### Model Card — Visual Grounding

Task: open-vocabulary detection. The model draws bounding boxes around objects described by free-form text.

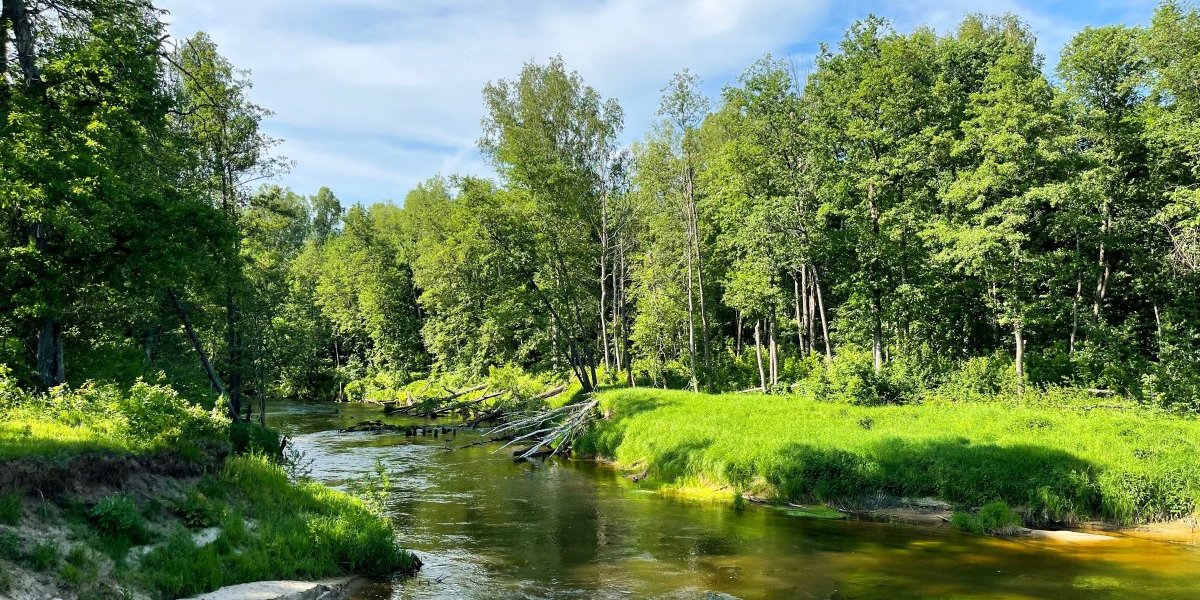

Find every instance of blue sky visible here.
[158,0,1161,206]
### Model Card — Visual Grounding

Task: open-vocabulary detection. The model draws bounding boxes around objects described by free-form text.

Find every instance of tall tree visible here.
[478,57,623,392]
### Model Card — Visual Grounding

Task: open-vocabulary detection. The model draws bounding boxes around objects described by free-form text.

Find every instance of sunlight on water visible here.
[267,401,1200,600]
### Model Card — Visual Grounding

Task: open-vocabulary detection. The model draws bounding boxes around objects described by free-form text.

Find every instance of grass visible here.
[134,454,418,599]
[578,388,1200,526]
[0,371,419,599]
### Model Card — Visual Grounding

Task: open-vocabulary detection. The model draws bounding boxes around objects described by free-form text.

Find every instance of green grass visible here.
[135,454,418,599]
[579,388,1200,525]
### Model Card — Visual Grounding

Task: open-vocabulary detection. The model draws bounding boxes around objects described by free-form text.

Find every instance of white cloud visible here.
[157,0,1157,205]
[158,0,836,204]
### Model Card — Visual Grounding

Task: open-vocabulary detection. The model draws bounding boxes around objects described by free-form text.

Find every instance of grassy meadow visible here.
[578,388,1200,526]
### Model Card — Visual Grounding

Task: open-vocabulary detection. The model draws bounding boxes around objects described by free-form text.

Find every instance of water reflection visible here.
[267,401,1200,600]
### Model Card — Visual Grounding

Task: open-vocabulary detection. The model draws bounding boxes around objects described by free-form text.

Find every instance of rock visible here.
[1019,528,1116,543]
[181,578,353,600]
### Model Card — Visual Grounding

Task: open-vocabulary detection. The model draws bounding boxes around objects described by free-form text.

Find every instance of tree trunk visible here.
[1070,235,1082,355]
[36,316,64,389]
[754,319,766,392]
[793,272,805,353]
[735,310,743,356]
[768,317,779,388]
[1014,320,1025,396]
[167,288,230,411]
[812,265,833,364]
[868,182,883,375]
[225,285,243,420]
[684,229,699,392]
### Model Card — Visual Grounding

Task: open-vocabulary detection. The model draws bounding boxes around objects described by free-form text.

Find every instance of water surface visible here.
[267,400,1200,599]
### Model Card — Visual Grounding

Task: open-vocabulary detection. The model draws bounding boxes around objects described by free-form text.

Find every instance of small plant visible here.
[59,546,98,590]
[0,531,20,560]
[89,494,149,544]
[348,458,391,516]
[952,501,1023,535]
[230,422,281,455]
[283,444,315,482]
[0,492,21,526]
[173,490,223,530]
[732,491,746,511]
[25,541,60,571]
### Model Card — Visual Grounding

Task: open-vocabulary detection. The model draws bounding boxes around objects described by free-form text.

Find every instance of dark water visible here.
[266,401,1200,600]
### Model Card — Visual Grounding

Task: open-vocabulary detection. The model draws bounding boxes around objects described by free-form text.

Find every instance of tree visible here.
[931,25,1069,393]
[478,57,623,392]
[168,31,285,419]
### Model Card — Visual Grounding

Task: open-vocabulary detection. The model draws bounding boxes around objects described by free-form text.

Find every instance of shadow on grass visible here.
[762,439,1100,519]
[575,389,678,457]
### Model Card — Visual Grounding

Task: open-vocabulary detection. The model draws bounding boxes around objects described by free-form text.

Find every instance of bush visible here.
[25,541,59,571]
[952,501,1023,534]
[0,371,229,459]
[89,494,150,544]
[173,489,225,529]
[0,531,20,560]
[0,492,21,526]
[230,422,281,455]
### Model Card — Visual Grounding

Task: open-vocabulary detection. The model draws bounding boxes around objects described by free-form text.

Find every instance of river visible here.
[265,400,1200,600]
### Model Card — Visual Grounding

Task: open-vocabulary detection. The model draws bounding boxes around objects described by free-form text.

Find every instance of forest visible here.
[4,0,1200,597]
[8,2,1200,411]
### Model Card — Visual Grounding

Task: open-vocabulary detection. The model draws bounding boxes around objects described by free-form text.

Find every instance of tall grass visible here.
[579,388,1200,525]
[136,454,417,598]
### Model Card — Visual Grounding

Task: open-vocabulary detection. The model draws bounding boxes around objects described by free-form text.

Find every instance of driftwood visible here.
[489,397,600,460]
[341,420,406,433]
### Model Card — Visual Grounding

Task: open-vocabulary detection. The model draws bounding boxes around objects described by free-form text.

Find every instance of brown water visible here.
[266,401,1200,600]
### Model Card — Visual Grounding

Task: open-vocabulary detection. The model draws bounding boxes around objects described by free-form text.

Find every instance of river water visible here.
[266,400,1200,600]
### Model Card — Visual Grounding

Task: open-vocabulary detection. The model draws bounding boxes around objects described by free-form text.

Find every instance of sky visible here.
[157,0,1161,206]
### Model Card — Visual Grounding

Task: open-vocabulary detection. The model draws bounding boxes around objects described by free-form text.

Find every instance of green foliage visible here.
[59,546,99,591]
[0,493,22,526]
[0,372,228,460]
[89,495,150,545]
[172,490,225,530]
[229,422,281,456]
[952,501,1024,534]
[26,542,60,571]
[0,531,20,560]
[137,455,417,598]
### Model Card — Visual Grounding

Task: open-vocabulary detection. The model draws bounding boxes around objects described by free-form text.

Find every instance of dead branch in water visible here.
[488,398,600,460]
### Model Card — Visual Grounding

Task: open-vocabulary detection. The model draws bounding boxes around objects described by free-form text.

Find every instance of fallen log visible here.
[340,420,406,433]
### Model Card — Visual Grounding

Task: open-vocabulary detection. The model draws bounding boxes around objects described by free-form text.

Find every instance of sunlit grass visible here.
[580,388,1200,525]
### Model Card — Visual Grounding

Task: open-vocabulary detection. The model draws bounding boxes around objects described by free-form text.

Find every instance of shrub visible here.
[0,492,21,526]
[25,541,59,571]
[173,490,224,530]
[89,495,150,544]
[0,531,20,560]
[230,422,281,455]
[952,501,1023,535]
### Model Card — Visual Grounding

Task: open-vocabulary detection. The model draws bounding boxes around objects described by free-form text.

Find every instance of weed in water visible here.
[952,501,1023,534]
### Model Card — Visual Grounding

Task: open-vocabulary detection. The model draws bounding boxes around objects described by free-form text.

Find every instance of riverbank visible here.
[0,378,418,600]
[576,388,1200,530]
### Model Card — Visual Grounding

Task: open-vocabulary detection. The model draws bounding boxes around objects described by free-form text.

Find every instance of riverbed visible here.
[266,401,1200,599]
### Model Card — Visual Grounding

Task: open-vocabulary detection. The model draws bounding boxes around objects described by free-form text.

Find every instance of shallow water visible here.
[266,400,1200,599]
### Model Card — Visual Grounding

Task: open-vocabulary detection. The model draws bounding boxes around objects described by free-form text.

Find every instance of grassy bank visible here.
[577,388,1200,526]
[0,374,418,599]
